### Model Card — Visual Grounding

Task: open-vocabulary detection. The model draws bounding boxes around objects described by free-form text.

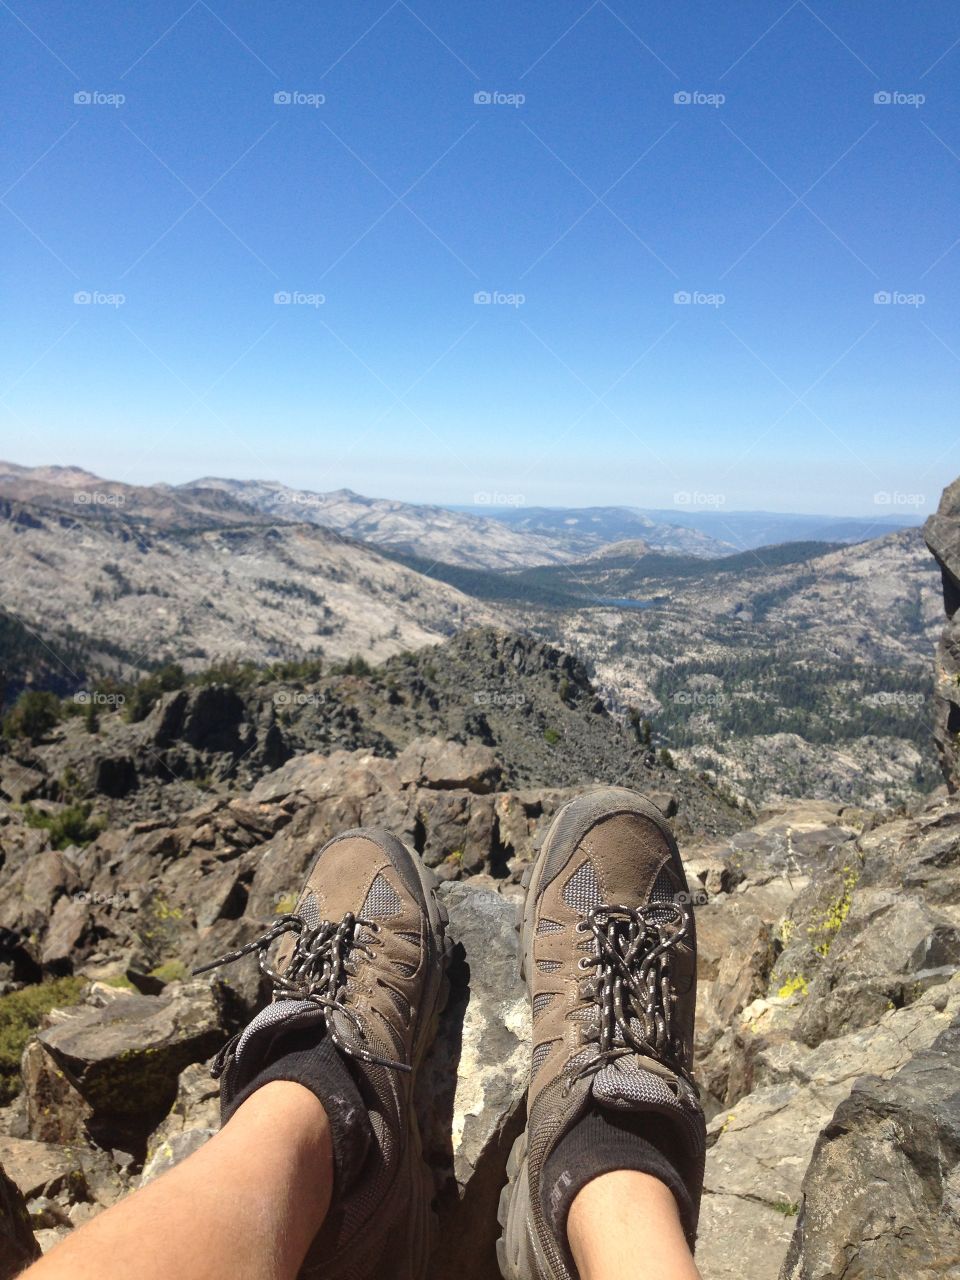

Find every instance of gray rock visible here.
[698,975,960,1280]
[139,1128,218,1186]
[0,1159,40,1278]
[418,881,530,1280]
[21,1039,92,1144]
[781,1012,960,1280]
[0,1134,122,1208]
[925,477,960,792]
[36,980,228,1152]
[397,737,503,794]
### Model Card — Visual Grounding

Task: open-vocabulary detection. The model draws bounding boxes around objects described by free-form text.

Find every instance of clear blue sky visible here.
[2,1,958,516]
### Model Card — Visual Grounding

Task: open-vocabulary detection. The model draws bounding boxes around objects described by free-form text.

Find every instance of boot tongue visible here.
[591,1053,690,1118]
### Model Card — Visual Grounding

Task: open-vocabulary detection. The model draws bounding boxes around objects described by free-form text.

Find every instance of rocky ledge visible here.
[0,754,957,1278]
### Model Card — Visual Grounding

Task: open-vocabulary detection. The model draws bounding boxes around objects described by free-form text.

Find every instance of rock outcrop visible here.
[925,477,960,792]
[781,1011,960,1279]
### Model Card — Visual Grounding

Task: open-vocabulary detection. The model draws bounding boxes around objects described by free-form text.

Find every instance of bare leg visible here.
[567,1170,702,1280]
[22,1081,333,1280]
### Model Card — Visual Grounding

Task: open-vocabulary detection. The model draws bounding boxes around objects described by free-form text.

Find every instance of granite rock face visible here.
[35,981,228,1153]
[925,476,960,792]
[418,883,530,1280]
[781,1011,960,1280]
[0,1159,41,1278]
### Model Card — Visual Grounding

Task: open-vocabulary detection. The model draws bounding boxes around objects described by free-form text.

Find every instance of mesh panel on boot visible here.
[362,873,403,919]
[536,917,563,934]
[562,860,601,913]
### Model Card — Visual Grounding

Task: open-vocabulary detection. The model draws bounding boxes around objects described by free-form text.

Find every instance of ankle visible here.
[568,1170,700,1280]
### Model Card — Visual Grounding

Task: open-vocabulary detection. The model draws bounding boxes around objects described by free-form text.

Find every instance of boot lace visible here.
[563,901,696,1096]
[194,911,411,1075]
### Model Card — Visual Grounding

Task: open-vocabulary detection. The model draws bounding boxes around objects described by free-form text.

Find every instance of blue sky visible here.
[2,1,958,517]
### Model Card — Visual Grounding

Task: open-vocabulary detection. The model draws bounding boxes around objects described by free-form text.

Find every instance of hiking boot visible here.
[497,788,705,1279]
[196,828,450,1280]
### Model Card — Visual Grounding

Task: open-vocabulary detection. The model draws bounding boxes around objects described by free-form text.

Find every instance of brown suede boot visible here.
[197,827,450,1280]
[498,788,705,1279]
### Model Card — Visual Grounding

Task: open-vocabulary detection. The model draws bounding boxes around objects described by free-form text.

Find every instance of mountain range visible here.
[0,461,941,808]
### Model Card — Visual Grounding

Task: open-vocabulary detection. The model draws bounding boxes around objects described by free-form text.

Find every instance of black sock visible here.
[221,1027,373,1196]
[541,1108,698,1260]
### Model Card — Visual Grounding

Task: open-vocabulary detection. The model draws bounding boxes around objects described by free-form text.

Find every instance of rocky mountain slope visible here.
[477,503,918,554]
[539,528,940,808]
[0,462,941,810]
[0,489,505,681]
[181,478,578,570]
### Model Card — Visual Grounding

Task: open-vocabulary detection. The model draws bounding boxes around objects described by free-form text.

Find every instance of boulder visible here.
[21,1039,92,1144]
[781,1012,960,1280]
[925,479,960,792]
[418,882,530,1280]
[36,980,228,1152]
[397,738,503,795]
[696,975,960,1280]
[0,1134,121,1208]
[0,1159,40,1277]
